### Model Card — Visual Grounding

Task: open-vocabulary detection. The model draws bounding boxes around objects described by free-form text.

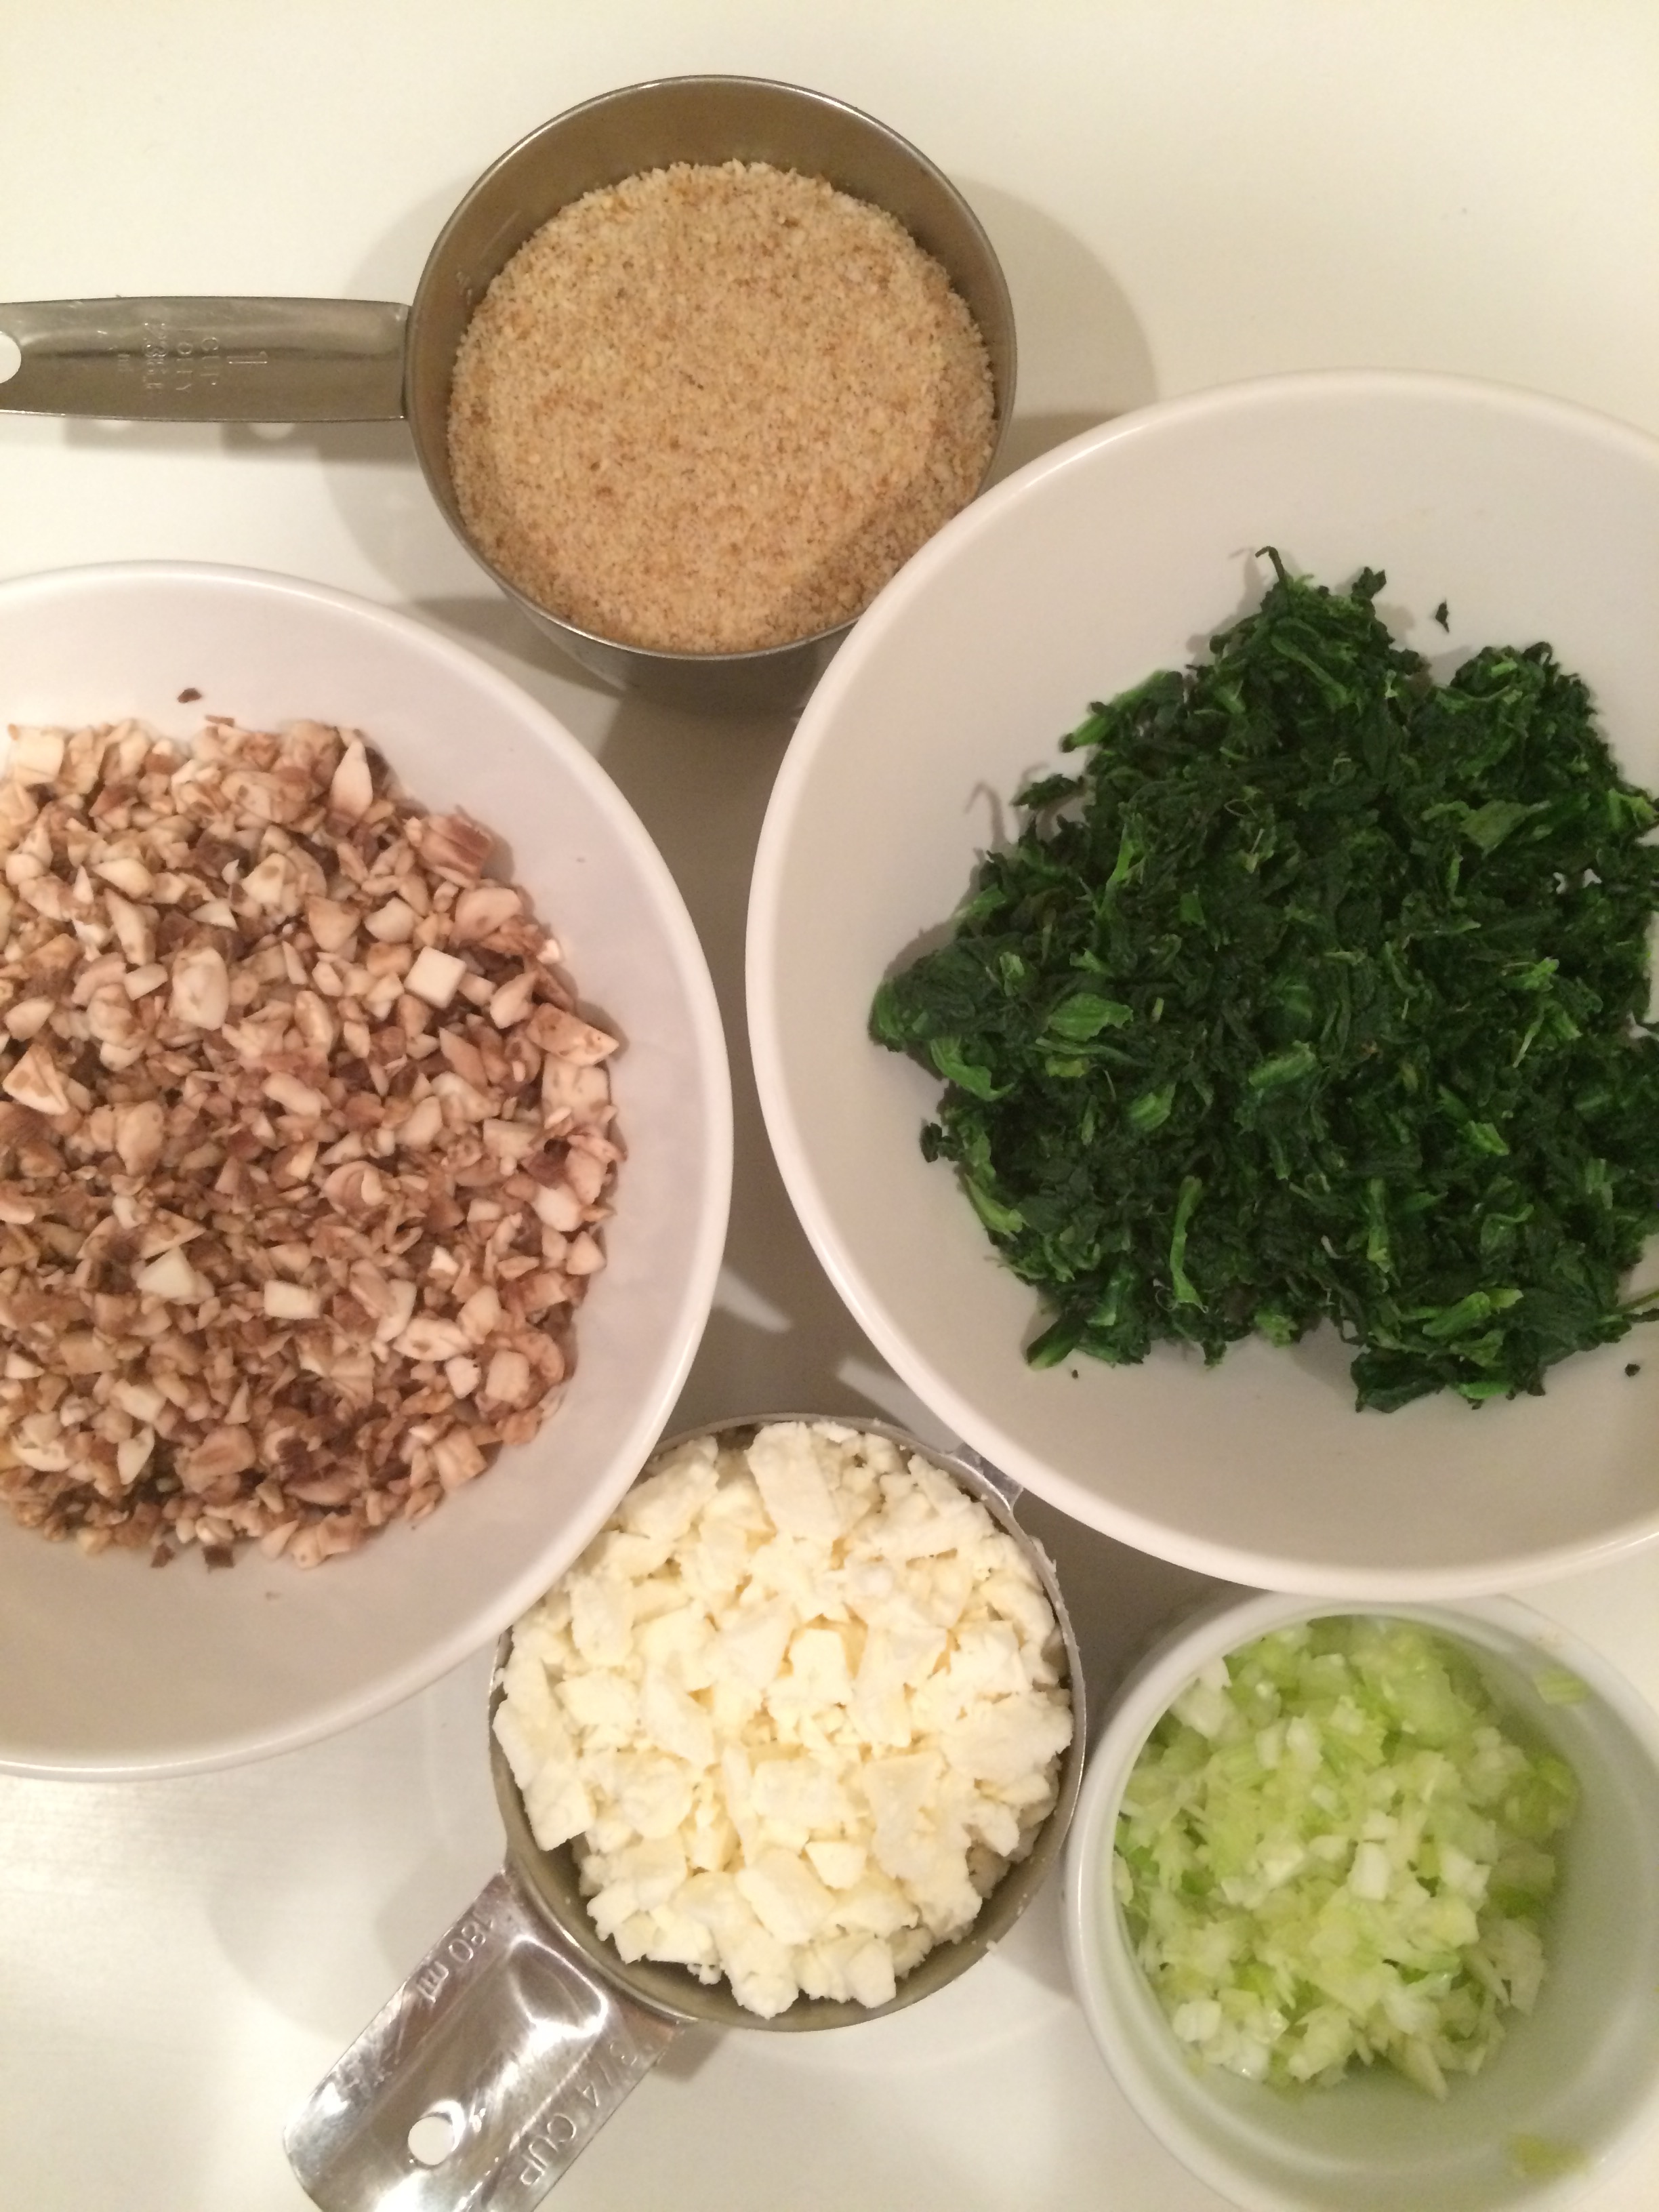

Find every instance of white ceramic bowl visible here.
[0,562,731,1777]
[1061,1591,1659,2212]
[747,369,1659,1595]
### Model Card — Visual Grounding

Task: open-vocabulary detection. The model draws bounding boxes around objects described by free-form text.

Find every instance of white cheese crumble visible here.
[494,1420,1074,2018]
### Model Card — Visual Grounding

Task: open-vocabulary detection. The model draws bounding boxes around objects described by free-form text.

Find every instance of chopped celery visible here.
[1115,1618,1578,2097]
[1509,2133,1589,2179]
[1534,1666,1590,1706]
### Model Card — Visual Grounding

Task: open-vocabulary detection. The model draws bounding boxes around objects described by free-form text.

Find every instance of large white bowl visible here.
[1061,1592,1659,2212]
[0,563,731,1776]
[747,370,1659,1597]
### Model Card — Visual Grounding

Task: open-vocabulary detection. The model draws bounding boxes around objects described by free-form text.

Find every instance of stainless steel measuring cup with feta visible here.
[285,1416,1084,2212]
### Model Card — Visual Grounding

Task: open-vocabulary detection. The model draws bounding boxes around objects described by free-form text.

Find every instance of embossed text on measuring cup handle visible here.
[0,298,410,422]
[284,1865,678,2212]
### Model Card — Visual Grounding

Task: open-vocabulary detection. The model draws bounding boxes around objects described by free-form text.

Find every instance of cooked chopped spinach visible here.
[870,556,1659,1410]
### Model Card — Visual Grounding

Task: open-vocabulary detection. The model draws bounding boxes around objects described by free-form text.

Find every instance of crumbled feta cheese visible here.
[737,1845,838,1946]
[640,1666,717,1771]
[568,1573,632,1668]
[844,1937,898,2010]
[751,1750,853,1835]
[714,1594,797,1692]
[747,1422,850,1544]
[609,1750,695,1841]
[805,1838,867,1891]
[495,1420,1073,2018]
[783,1625,855,1707]
[557,1668,638,1742]
[523,1762,594,1850]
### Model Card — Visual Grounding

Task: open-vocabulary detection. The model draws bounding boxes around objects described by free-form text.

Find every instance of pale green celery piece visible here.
[1534,1665,1591,1705]
[1508,2133,1589,2179]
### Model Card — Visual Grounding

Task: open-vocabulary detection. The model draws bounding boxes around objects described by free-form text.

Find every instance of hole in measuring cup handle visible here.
[407,2103,464,2167]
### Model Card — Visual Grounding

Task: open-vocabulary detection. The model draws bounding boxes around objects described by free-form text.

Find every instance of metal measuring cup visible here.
[0,75,1016,716]
[283,1416,1085,2211]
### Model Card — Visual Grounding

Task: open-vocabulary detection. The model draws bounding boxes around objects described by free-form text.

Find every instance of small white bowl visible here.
[0,562,731,1777]
[748,369,1659,1595]
[1062,1591,1659,2212]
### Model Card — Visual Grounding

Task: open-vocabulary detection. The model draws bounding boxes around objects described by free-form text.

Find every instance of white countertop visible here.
[4,5,1659,2207]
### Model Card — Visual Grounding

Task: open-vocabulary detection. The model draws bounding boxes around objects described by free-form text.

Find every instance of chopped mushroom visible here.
[0,714,621,1565]
[405,945,468,1008]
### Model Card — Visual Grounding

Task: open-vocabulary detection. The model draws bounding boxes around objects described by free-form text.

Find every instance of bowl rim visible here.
[1059,1588,1659,2212]
[750,362,1659,750]
[0,557,734,1777]
[746,366,1659,1598]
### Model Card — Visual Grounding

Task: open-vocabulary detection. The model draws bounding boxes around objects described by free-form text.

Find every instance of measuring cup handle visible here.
[284,1864,679,2212]
[0,297,409,422]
